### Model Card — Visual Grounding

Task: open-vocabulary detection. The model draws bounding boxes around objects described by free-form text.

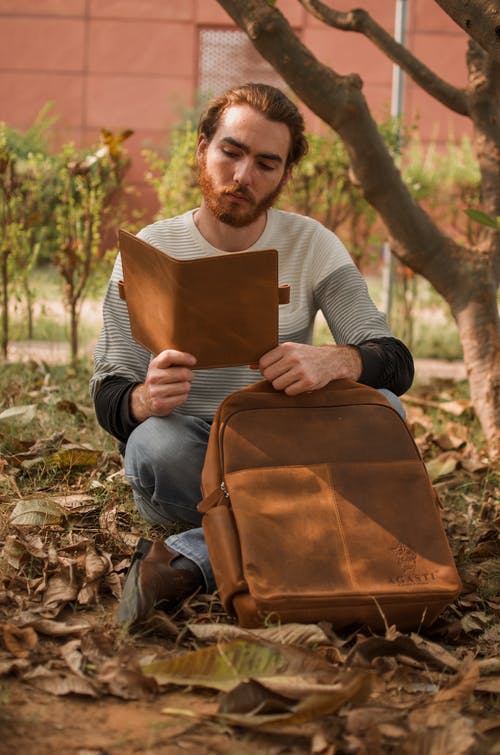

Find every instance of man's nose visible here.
[233,157,253,186]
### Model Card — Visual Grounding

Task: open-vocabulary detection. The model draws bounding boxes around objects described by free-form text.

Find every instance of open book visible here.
[117,229,290,369]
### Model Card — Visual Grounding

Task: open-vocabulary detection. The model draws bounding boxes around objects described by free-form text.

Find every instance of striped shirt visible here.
[90,208,413,438]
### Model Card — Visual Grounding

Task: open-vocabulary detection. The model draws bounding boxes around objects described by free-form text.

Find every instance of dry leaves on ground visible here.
[0,368,498,754]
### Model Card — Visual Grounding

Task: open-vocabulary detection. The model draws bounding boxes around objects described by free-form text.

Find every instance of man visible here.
[90,83,414,630]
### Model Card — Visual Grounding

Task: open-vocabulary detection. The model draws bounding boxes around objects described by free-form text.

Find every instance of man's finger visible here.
[154,349,197,368]
[258,345,283,370]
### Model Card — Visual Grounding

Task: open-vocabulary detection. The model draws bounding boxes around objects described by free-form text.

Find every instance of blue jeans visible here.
[124,389,406,592]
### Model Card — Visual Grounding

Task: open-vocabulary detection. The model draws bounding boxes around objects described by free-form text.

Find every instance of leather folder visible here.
[117,229,290,369]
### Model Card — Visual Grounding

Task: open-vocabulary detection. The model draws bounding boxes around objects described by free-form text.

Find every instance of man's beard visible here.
[198,156,285,228]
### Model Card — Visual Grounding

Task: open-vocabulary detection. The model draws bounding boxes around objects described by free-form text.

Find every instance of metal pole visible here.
[382,0,408,319]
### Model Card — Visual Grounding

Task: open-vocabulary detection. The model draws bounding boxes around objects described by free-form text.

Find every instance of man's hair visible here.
[198,83,308,168]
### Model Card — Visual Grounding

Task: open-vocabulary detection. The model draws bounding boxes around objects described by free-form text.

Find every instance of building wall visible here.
[0,0,471,221]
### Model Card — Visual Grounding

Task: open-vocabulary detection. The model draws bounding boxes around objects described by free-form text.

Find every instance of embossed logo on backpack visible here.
[390,543,437,584]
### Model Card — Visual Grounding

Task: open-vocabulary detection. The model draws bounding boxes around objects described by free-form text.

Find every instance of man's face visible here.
[196,104,291,228]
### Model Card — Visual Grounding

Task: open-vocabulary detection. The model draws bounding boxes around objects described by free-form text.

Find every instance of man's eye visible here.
[222,149,238,158]
[258,162,274,172]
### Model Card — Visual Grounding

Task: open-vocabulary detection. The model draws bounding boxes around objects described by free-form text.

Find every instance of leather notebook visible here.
[117,229,290,369]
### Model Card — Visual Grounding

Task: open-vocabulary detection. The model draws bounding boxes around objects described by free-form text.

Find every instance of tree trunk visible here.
[70,297,79,367]
[436,0,500,63]
[24,278,34,340]
[215,0,500,456]
[1,250,8,360]
[455,295,500,457]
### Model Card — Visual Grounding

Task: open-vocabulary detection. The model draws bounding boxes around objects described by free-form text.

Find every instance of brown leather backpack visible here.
[198,379,462,631]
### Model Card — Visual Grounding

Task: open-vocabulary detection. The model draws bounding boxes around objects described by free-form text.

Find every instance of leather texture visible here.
[118,229,286,368]
[198,379,462,630]
[116,540,202,628]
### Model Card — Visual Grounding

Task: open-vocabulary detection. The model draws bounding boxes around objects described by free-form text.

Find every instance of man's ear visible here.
[196,134,208,164]
[280,165,292,191]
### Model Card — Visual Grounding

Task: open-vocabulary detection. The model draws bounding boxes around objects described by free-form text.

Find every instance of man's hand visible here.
[254,342,362,396]
[130,349,196,422]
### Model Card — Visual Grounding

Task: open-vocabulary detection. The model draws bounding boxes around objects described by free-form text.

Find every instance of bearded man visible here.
[90,83,414,630]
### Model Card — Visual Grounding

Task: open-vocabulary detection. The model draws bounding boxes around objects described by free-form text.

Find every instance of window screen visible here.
[199,29,288,99]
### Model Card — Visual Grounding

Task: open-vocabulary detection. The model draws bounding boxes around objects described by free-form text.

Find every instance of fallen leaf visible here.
[25,431,65,456]
[345,634,459,672]
[0,657,31,677]
[43,568,79,608]
[426,453,460,482]
[343,705,407,737]
[475,676,500,693]
[434,429,466,451]
[188,622,333,648]
[144,638,338,692]
[434,658,479,707]
[9,498,64,527]
[15,613,90,637]
[219,678,296,714]
[409,634,460,671]
[407,706,475,754]
[51,493,99,515]
[55,399,87,419]
[460,611,490,634]
[1,623,38,657]
[60,639,85,676]
[104,571,122,600]
[23,665,99,697]
[403,396,470,417]
[0,405,37,427]
[0,535,33,571]
[97,657,158,700]
[459,561,500,597]
[161,669,372,728]
[21,445,101,471]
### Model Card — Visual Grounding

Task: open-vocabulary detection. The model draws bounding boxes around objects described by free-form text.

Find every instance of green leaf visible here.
[464,209,500,229]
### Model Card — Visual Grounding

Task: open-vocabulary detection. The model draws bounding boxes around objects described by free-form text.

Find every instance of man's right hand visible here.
[130,349,196,422]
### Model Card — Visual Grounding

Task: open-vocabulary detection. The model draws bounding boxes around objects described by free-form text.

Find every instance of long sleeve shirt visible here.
[90,209,414,443]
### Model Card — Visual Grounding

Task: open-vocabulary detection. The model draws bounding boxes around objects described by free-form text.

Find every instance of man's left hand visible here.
[254,342,362,395]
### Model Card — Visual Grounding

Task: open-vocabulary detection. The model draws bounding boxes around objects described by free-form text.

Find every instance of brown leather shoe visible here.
[116,538,203,629]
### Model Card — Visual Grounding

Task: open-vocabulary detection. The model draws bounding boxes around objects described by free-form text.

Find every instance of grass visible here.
[7,265,105,350]
[0,361,114,473]
[0,360,181,546]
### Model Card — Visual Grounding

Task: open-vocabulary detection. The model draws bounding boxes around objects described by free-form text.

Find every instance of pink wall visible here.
[0,0,472,221]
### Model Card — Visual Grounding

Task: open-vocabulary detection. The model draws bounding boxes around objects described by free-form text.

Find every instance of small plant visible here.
[0,111,57,358]
[143,120,199,219]
[278,131,380,268]
[402,133,481,245]
[51,130,132,365]
[0,109,133,365]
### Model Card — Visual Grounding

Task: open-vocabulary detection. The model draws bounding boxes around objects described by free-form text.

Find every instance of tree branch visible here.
[436,0,500,62]
[215,0,466,296]
[298,0,469,116]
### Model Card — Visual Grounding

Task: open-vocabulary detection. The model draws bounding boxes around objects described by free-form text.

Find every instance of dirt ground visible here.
[2,675,316,754]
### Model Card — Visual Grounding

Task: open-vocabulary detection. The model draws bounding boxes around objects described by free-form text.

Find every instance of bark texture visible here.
[216,0,500,456]
[436,0,500,63]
